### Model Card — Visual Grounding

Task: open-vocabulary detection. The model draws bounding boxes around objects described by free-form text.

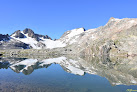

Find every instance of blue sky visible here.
[0,0,137,39]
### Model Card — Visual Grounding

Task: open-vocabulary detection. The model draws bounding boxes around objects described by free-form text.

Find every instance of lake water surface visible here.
[0,56,137,92]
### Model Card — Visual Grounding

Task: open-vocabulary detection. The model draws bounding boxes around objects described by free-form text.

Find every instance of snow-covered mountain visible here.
[10,28,54,49]
[0,27,85,49]
[0,28,64,49]
[1,17,137,56]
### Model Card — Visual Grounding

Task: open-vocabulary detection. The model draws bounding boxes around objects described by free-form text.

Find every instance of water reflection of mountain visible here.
[0,56,137,86]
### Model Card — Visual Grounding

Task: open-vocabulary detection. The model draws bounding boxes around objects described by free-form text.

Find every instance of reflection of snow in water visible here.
[0,56,137,86]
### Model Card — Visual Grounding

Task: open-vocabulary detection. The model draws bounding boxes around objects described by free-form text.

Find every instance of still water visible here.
[0,56,137,92]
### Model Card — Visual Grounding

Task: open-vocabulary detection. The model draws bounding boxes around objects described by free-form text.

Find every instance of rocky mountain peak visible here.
[109,17,115,20]
[23,28,36,38]
[22,28,52,41]
[23,28,34,34]
[22,28,40,41]
[108,17,121,22]
[102,18,137,34]
[11,30,25,38]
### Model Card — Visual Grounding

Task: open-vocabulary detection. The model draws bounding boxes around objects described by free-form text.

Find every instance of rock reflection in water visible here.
[0,55,137,86]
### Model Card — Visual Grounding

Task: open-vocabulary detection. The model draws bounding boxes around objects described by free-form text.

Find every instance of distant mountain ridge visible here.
[0,27,85,49]
[0,28,53,49]
[11,28,52,41]
[1,17,137,56]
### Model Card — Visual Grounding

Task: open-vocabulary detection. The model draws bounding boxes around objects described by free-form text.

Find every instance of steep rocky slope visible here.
[63,17,137,56]
[0,34,29,49]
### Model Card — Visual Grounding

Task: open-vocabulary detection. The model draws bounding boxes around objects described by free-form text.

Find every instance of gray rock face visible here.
[23,28,52,41]
[61,18,137,56]
[14,42,29,49]
[0,40,29,49]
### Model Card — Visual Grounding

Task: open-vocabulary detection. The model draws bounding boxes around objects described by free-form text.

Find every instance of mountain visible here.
[1,17,137,56]
[0,27,85,49]
[61,17,137,56]
[0,28,55,49]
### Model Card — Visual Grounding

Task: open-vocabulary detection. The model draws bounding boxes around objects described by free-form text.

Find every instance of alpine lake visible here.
[0,55,137,92]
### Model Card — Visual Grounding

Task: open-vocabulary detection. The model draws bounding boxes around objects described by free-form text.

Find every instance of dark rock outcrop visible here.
[23,28,52,41]
[23,28,39,41]
[11,30,25,38]
[0,34,9,41]
[35,34,52,40]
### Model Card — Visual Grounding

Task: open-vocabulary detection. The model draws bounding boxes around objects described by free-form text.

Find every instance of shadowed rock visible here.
[11,30,25,38]
[0,34,9,41]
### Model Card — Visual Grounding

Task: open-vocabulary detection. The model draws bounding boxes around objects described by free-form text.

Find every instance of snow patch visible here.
[67,28,84,39]
[131,80,137,84]
[40,57,85,75]
[129,20,136,24]
[10,59,38,71]
[59,28,85,44]
[66,65,84,75]
[40,57,67,65]
[40,38,66,49]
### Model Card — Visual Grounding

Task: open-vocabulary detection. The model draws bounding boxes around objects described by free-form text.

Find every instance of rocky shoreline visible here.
[0,48,133,57]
